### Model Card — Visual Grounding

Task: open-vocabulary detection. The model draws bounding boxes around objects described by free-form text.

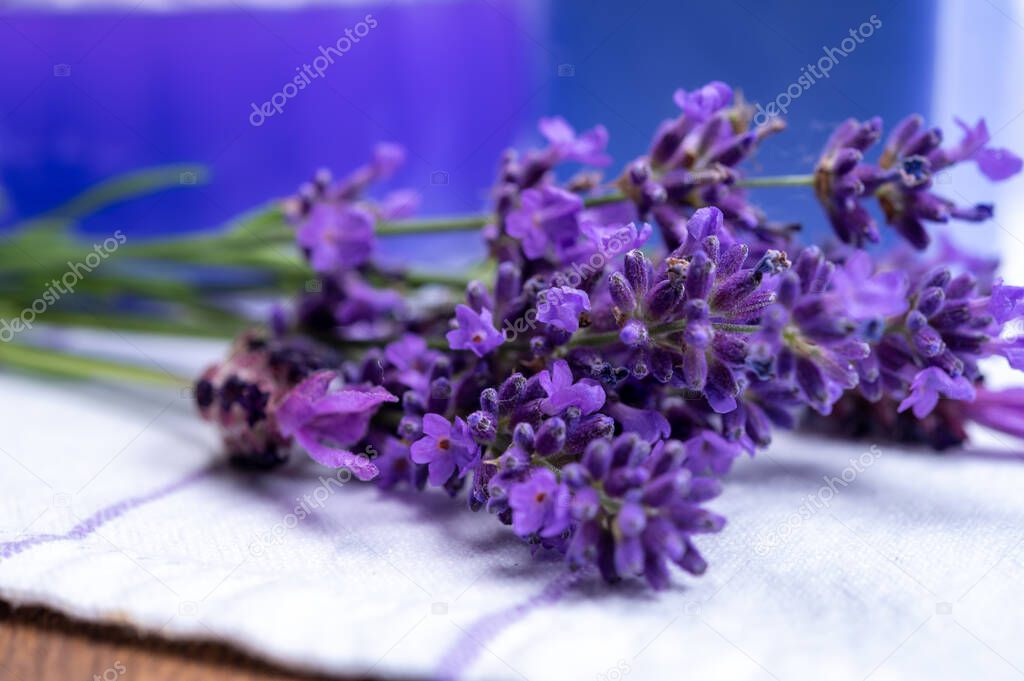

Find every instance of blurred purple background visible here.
[9,0,1013,264]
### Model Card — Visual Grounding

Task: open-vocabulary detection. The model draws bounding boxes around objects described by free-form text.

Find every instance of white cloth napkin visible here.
[2,333,1024,681]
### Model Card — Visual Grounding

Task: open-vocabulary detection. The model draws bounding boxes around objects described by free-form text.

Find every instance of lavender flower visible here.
[537,286,591,334]
[538,116,612,167]
[190,82,1024,595]
[939,118,1023,181]
[296,203,376,273]
[897,367,975,419]
[751,246,869,415]
[446,304,504,357]
[505,186,583,259]
[508,467,571,538]
[538,360,605,416]
[410,414,480,486]
[196,333,330,468]
[563,435,725,589]
[276,371,397,480]
[964,387,1024,440]
[815,114,1021,248]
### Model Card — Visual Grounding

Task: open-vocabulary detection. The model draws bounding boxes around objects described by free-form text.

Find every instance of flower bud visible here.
[497,372,527,412]
[608,272,637,312]
[535,417,567,456]
[466,280,493,312]
[427,377,452,414]
[479,387,499,415]
[512,421,535,451]
[624,249,651,297]
[467,410,497,443]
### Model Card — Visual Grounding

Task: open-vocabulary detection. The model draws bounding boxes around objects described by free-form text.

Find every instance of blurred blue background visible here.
[1,0,1021,265]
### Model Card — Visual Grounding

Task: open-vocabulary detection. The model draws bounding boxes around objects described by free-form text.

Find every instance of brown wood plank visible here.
[0,601,385,681]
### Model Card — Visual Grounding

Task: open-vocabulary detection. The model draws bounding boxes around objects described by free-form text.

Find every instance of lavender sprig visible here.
[189,81,1024,592]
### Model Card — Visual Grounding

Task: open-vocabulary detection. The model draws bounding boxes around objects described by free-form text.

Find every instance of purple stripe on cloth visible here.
[435,568,587,681]
[0,465,214,561]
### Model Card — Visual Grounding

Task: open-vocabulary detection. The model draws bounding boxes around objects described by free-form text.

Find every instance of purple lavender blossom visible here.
[564,435,725,589]
[296,203,376,273]
[385,334,439,391]
[196,333,331,469]
[332,274,405,337]
[941,118,1023,181]
[276,370,398,480]
[815,114,1020,248]
[537,286,591,334]
[197,83,1024,595]
[505,186,583,259]
[963,387,1024,440]
[990,281,1024,324]
[606,402,670,443]
[897,367,975,418]
[538,360,606,416]
[851,247,1021,408]
[410,414,480,486]
[672,81,733,121]
[508,467,571,538]
[752,246,869,415]
[827,250,909,320]
[538,116,612,167]
[374,436,427,490]
[446,304,504,357]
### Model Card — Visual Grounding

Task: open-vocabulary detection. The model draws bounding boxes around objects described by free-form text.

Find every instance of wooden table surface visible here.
[0,601,379,681]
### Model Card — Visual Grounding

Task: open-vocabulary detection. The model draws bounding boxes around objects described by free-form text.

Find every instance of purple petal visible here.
[607,403,671,443]
[975,147,1023,181]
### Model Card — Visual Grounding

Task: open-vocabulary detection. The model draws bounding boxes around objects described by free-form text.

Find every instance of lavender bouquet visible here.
[6,82,1024,590]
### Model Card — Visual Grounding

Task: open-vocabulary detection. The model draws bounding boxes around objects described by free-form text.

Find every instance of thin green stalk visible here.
[0,342,188,387]
[13,164,208,231]
[377,214,490,234]
[28,309,245,339]
[735,174,814,188]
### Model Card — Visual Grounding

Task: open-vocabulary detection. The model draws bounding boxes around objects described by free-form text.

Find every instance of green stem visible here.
[27,309,245,339]
[14,164,208,230]
[377,214,490,234]
[343,174,814,235]
[21,172,811,271]
[735,174,814,188]
[0,342,188,387]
